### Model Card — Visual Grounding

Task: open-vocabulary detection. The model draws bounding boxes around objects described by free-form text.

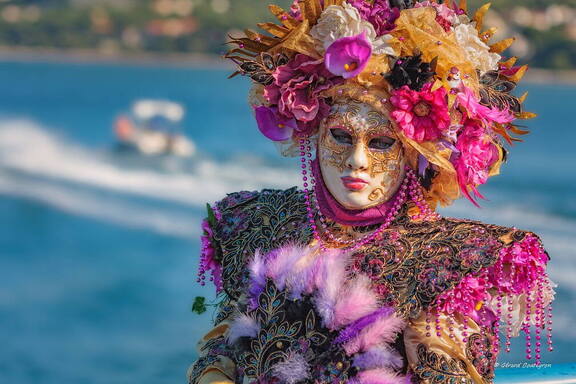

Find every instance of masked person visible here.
[188,1,556,383]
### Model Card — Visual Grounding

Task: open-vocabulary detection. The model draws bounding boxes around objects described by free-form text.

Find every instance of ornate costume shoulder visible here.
[353,214,550,319]
[204,187,311,301]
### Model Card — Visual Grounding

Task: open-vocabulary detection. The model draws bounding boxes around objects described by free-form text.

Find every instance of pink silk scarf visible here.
[311,157,400,226]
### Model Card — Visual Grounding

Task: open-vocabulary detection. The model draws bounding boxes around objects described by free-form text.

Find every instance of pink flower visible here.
[199,217,223,293]
[289,0,302,20]
[349,0,400,36]
[453,121,499,205]
[254,106,297,142]
[456,86,515,125]
[265,54,342,135]
[325,32,372,79]
[390,83,451,142]
[486,235,548,295]
[435,275,490,319]
[414,1,458,32]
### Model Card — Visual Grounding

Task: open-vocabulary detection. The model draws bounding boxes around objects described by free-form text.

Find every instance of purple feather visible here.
[266,243,306,290]
[334,307,394,345]
[271,352,310,384]
[344,313,406,355]
[248,249,267,310]
[355,368,407,384]
[227,314,260,344]
[353,346,403,370]
[332,275,379,328]
[314,249,349,328]
[286,252,317,299]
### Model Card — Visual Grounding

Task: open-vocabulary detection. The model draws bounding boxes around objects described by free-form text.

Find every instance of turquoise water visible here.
[0,61,574,383]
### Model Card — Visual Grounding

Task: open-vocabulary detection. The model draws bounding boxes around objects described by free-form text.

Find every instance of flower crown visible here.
[226,0,535,208]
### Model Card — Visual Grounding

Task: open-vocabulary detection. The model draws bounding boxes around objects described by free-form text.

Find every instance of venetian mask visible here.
[318,100,406,210]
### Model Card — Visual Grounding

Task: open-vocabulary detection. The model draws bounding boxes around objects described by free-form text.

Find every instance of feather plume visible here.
[266,243,307,290]
[332,275,380,328]
[227,314,260,344]
[313,249,349,327]
[353,346,404,370]
[356,368,408,384]
[334,307,395,345]
[344,314,406,355]
[286,246,320,299]
[271,352,310,384]
[248,249,267,305]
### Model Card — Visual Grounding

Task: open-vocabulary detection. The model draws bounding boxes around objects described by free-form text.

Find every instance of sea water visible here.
[0,61,574,383]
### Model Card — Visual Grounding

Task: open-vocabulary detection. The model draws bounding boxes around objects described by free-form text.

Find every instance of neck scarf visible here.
[311,157,400,226]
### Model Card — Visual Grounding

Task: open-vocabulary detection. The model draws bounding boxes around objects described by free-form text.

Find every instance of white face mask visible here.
[318,100,406,210]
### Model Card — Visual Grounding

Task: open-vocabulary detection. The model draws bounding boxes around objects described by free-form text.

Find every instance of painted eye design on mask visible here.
[368,136,396,151]
[330,128,353,145]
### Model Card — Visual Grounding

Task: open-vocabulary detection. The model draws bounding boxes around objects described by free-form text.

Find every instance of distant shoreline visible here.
[0,46,232,69]
[1,46,575,84]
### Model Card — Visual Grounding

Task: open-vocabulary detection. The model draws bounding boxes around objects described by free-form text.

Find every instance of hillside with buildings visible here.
[0,0,574,69]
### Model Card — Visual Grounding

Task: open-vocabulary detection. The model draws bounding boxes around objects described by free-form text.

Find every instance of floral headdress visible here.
[226,0,534,208]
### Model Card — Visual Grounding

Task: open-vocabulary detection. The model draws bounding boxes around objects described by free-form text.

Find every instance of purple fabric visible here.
[334,306,394,345]
[311,157,400,226]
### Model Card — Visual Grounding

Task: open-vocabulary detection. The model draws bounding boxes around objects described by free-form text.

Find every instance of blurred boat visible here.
[114,100,195,157]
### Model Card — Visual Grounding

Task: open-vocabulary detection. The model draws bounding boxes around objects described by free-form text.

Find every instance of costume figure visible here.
[188,1,556,383]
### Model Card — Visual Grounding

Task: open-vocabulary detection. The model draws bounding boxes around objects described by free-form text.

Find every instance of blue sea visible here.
[0,60,574,383]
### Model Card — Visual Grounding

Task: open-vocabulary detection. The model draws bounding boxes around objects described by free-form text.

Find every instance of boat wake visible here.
[0,118,298,204]
[0,118,299,237]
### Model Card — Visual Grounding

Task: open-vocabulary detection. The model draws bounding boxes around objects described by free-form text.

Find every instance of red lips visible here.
[341,176,368,191]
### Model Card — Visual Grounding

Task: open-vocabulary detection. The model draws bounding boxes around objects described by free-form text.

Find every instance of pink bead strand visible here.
[300,143,439,252]
[525,293,533,360]
[534,276,544,365]
[495,293,503,355]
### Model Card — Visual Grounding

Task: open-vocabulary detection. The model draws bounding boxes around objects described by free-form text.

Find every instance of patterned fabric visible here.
[188,335,235,384]
[193,187,547,383]
[211,188,536,320]
[187,355,221,384]
[212,187,312,301]
[465,331,497,382]
[412,343,472,384]
[188,303,238,384]
[233,280,356,383]
[349,216,527,320]
[407,332,497,384]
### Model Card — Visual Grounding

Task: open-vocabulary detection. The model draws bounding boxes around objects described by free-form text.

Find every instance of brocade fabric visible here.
[188,188,549,384]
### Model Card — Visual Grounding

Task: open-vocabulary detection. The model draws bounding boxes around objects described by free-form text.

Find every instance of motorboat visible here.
[114,100,195,157]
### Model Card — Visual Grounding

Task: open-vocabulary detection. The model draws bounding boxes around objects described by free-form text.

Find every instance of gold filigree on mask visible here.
[319,123,348,173]
[319,99,405,199]
[368,188,385,202]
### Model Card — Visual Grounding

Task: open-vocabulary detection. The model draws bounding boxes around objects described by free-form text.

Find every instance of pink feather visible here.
[266,243,306,289]
[356,368,408,384]
[286,259,315,299]
[313,249,349,327]
[332,275,379,328]
[344,313,406,355]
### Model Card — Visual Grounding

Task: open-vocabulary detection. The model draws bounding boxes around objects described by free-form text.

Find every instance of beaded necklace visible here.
[299,138,440,253]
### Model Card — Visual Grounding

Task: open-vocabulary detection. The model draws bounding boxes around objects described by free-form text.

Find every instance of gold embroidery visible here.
[213,189,532,320]
[318,99,404,180]
[412,343,474,384]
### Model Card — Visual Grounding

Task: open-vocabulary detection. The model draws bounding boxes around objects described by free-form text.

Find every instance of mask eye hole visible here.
[330,128,353,145]
[368,136,396,151]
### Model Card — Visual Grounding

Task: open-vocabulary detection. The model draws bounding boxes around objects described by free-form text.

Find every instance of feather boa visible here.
[228,244,408,383]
